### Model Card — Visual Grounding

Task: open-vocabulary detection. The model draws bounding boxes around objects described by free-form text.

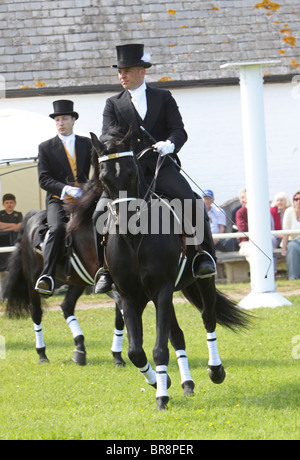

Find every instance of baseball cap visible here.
[202,189,214,198]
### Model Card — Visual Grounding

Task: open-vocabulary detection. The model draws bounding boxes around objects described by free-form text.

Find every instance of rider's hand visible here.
[153,140,175,156]
[64,186,83,199]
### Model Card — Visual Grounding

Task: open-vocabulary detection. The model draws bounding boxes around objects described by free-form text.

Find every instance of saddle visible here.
[33,215,96,286]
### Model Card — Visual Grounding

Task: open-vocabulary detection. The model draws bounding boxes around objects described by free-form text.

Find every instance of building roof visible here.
[1,0,300,94]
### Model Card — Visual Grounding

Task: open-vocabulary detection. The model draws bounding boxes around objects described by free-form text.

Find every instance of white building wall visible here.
[1,80,299,208]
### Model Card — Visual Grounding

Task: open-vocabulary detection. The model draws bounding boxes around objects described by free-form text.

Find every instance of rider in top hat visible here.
[93,44,216,294]
[35,100,91,297]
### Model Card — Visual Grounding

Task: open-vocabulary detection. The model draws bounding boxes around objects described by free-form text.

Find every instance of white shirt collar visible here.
[58,132,75,143]
[58,133,76,157]
[129,81,147,119]
[129,80,147,98]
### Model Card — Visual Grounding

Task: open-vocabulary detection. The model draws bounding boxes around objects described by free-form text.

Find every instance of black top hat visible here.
[49,100,79,120]
[112,44,152,69]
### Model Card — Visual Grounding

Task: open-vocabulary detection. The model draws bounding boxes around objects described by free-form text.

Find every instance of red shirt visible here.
[235,206,248,242]
[270,206,282,230]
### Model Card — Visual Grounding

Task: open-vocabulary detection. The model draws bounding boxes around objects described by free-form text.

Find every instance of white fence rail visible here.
[0,230,299,255]
[212,229,300,239]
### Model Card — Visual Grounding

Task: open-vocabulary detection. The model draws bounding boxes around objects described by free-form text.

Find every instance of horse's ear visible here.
[90,132,102,152]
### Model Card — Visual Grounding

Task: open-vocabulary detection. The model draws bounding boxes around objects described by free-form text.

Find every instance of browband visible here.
[98,151,134,163]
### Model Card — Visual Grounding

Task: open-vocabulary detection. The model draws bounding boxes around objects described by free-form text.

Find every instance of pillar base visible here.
[238,291,292,310]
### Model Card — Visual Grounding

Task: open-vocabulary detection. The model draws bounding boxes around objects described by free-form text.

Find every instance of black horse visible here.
[4,179,126,367]
[89,128,250,410]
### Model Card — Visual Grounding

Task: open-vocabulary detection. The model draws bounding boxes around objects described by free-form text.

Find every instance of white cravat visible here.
[58,133,75,158]
[129,81,147,120]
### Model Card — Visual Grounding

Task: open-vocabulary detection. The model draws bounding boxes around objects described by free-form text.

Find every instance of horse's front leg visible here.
[153,285,175,410]
[122,297,157,385]
[61,285,86,365]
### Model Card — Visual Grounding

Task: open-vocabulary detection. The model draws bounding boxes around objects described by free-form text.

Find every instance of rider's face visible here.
[118,66,146,90]
[54,115,76,136]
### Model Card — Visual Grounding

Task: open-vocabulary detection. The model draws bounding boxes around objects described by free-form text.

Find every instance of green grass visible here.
[0,283,299,440]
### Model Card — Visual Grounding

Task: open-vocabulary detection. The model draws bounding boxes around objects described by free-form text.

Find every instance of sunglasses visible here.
[294,198,300,201]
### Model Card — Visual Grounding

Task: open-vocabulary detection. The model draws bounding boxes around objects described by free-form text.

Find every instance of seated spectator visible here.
[235,199,250,261]
[0,193,23,299]
[270,192,291,247]
[281,190,300,280]
[231,188,247,230]
[202,189,238,252]
[270,192,291,273]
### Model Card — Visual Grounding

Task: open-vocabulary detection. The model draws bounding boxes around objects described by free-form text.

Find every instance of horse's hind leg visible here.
[152,285,176,410]
[111,304,126,367]
[61,285,86,366]
[197,279,225,384]
[169,307,194,396]
[107,291,126,367]
[29,289,49,364]
[183,279,226,384]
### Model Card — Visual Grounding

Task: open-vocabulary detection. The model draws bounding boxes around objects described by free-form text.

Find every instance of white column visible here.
[220,61,291,308]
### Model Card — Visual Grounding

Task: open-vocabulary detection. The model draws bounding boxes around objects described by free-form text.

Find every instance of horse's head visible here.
[90,128,139,201]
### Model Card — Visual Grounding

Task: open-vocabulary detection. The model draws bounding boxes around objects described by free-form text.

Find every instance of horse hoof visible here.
[156,396,169,410]
[72,349,86,366]
[151,374,171,390]
[112,351,126,367]
[182,380,195,396]
[37,348,49,364]
[209,364,226,384]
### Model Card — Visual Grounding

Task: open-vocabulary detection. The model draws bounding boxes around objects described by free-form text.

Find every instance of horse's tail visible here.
[4,211,36,318]
[181,283,251,331]
[214,289,251,331]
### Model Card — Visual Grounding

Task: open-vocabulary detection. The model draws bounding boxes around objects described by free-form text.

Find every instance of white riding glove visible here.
[153,140,175,156]
[61,185,83,199]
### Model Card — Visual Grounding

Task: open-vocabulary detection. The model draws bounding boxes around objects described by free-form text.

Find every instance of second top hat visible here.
[112,44,152,69]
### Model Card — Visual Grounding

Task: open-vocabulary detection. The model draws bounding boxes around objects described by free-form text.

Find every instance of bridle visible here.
[98,150,138,209]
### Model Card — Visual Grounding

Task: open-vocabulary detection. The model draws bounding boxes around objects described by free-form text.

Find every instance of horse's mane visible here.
[99,126,132,154]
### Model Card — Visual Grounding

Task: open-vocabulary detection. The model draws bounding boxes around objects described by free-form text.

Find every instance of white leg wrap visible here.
[34,323,45,349]
[139,362,156,385]
[111,328,124,353]
[207,331,222,366]
[66,316,83,339]
[176,349,193,384]
[156,365,169,398]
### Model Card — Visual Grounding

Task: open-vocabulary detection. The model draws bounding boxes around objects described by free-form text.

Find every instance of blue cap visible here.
[202,189,214,198]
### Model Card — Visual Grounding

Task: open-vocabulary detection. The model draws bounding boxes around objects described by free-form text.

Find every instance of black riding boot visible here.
[194,207,216,278]
[93,211,113,294]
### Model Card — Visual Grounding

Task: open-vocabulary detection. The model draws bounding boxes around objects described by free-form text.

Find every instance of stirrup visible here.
[192,250,217,279]
[35,275,55,295]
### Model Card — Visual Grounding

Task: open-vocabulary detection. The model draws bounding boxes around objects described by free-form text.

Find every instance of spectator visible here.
[270,192,291,247]
[281,190,300,280]
[232,188,247,230]
[0,193,23,299]
[202,189,238,252]
[270,192,291,273]
[235,198,250,261]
